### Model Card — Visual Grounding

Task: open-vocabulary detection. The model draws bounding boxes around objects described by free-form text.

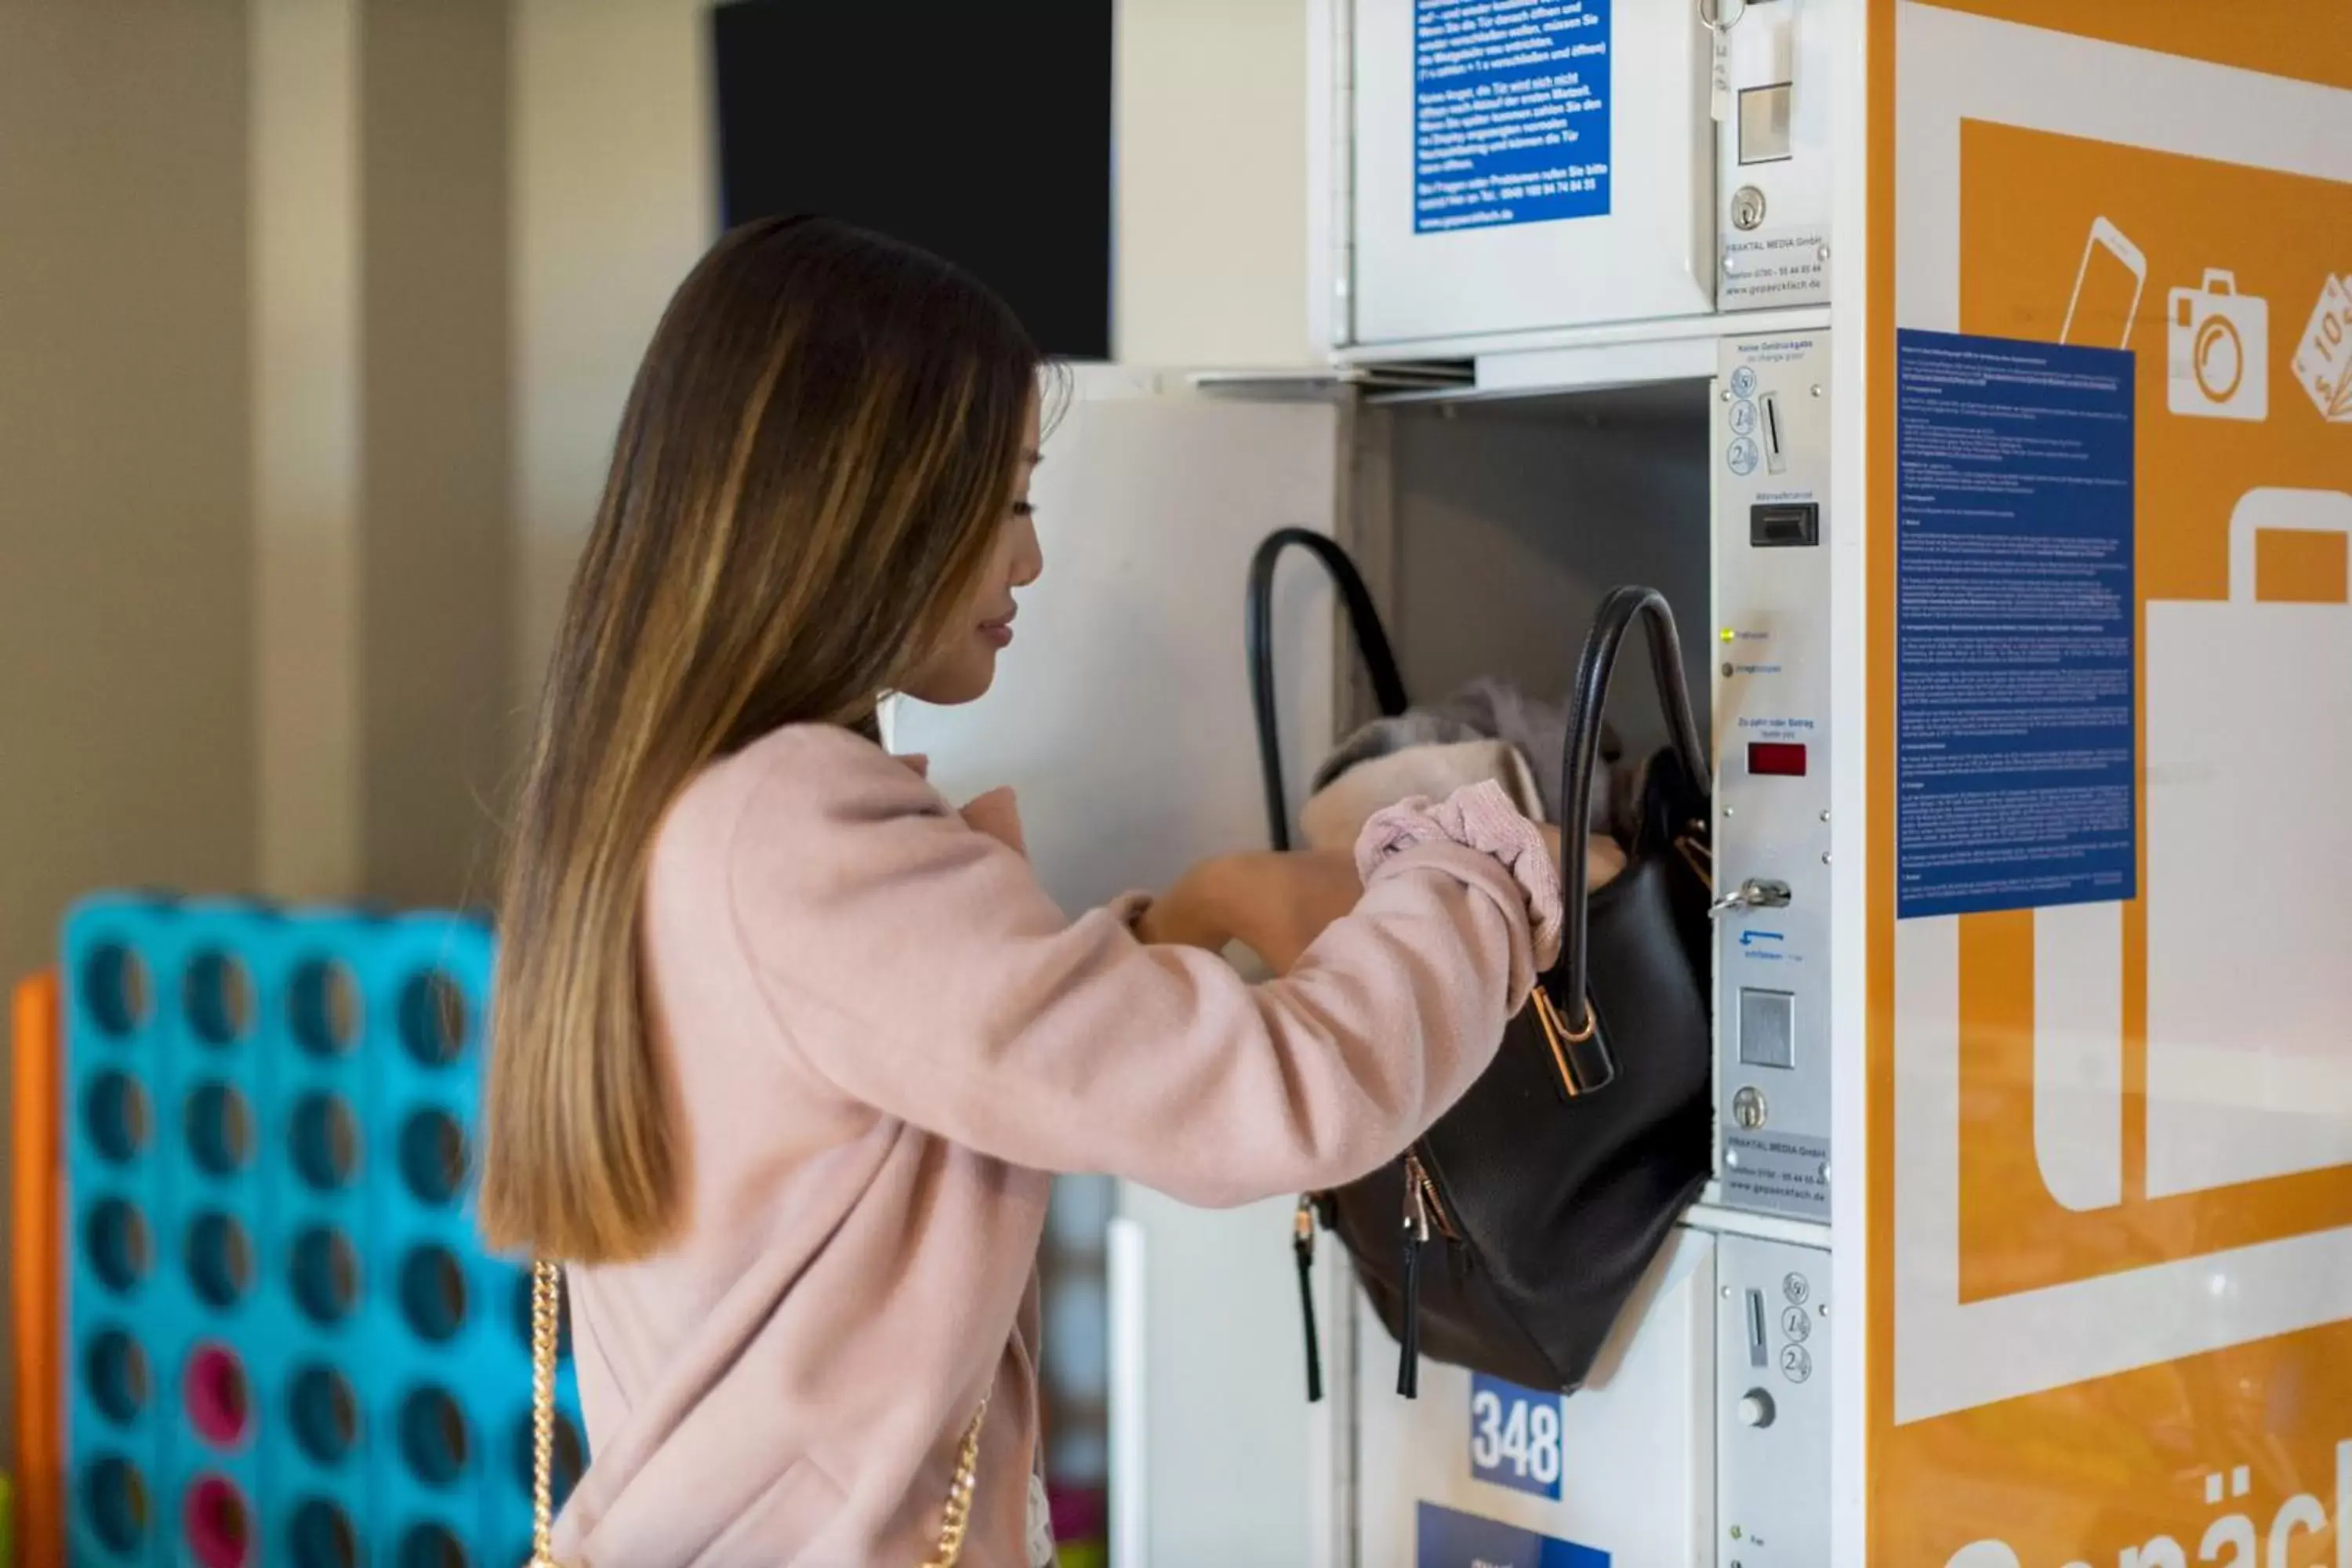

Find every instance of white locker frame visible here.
[1309,0,1844,361]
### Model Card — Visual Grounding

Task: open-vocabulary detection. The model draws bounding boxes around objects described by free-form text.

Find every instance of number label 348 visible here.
[1469,1374,1565,1501]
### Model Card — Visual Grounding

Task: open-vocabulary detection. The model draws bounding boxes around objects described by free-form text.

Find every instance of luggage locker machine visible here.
[1291,2,1850,1560]
[1290,336,1840,1568]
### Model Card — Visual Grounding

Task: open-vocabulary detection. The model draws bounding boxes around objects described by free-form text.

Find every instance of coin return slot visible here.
[1749,501,1818,548]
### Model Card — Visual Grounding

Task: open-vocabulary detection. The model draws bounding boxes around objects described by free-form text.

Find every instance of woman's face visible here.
[899,393,1044,707]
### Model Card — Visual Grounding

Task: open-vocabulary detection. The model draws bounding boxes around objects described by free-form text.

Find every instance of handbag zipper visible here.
[1396,1149,1450,1398]
[1294,1153,1458,1405]
[1293,1193,1324,1403]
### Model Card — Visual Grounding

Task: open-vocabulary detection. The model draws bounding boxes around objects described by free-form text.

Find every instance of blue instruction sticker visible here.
[1417,1501,1610,1568]
[1895,328,2137,920]
[1469,1373,1563,1499]
[1414,0,1611,234]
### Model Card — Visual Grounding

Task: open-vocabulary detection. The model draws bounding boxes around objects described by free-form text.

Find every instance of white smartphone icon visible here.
[2060,216,2147,350]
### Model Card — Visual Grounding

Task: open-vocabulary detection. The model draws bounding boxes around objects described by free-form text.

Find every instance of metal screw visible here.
[1821,851,1833,865]
[1810,384,1824,397]
[1721,387,1734,401]
[1820,809,1831,822]
[1731,185,1766,231]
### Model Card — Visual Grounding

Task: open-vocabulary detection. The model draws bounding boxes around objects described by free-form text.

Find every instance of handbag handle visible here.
[1246,528,1410,850]
[1544,586,1711,1054]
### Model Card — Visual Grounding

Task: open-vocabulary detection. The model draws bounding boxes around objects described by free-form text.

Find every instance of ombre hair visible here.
[479,217,1039,1261]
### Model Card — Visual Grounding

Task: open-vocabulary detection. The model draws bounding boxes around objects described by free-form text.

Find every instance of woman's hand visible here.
[1222,850,1365,974]
[959,786,1026,857]
[1138,824,1621,973]
[1133,858,1243,953]
[1137,851,1364,973]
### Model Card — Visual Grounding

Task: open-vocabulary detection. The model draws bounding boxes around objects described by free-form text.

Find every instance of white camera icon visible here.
[2169,268,2269,421]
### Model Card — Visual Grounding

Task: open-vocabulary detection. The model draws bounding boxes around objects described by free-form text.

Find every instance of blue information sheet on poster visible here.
[1895,329,2136,920]
[1417,1501,1610,1568]
[1468,1373,1564,1499]
[1414,0,1611,234]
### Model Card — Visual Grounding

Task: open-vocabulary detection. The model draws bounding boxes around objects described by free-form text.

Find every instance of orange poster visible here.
[1870,5,2352,1563]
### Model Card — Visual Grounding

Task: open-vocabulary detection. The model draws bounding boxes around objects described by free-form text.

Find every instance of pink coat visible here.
[554,724,1555,1565]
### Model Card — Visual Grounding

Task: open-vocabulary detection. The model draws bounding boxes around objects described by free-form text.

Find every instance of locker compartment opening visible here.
[1343,382,1715,757]
[1291,349,1834,1568]
[1312,378,1726,1568]
[896,347,1835,1567]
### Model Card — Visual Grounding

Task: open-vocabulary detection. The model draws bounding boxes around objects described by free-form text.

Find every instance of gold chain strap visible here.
[918,1394,989,1568]
[523,1260,989,1568]
[527,1258,564,1568]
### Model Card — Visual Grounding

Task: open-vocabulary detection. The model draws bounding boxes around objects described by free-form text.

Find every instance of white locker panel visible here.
[892,374,1344,1567]
[1350,0,1716,347]
[1351,1229,1717,1567]
[1712,0,1838,310]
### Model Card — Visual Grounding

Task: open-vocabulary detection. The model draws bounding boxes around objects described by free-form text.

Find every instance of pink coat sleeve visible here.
[723,728,1542,1207]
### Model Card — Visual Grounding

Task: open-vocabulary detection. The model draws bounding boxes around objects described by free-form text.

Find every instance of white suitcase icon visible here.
[2032,488,2352,1210]
[2144,487,2352,1196]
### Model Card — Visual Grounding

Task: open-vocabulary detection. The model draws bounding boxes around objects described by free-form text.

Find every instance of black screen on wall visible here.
[711,0,1113,361]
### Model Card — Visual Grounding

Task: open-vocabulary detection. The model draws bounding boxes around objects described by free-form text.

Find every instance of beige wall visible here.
[358,0,517,910]
[252,0,362,902]
[1115,0,1319,367]
[0,0,257,1468]
[0,1,258,978]
[510,0,714,706]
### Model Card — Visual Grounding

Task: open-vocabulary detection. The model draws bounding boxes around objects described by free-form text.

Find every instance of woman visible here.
[479,216,1563,1566]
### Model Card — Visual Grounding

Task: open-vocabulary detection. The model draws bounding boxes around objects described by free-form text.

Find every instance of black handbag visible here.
[1245,528,1716,1398]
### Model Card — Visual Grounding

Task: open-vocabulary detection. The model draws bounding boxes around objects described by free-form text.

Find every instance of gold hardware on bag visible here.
[1530,987,1597,1098]
[524,1258,989,1568]
[1675,829,1714,888]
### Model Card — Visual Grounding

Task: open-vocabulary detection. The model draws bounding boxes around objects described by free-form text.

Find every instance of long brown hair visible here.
[479,216,1039,1262]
